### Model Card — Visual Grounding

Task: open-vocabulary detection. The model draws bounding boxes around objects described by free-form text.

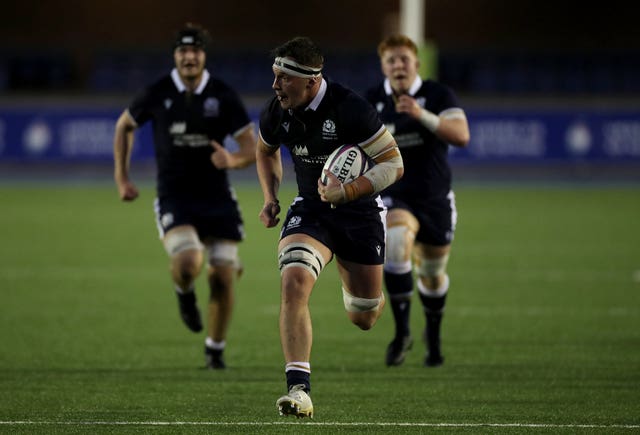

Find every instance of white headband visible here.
[273,57,322,78]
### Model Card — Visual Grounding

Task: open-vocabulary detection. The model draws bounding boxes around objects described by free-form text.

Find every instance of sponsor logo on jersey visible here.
[282,122,290,132]
[169,122,187,134]
[173,134,210,147]
[164,99,173,110]
[292,145,309,156]
[322,119,337,140]
[299,155,329,164]
[394,132,423,148]
[376,102,384,112]
[416,97,426,108]
[203,97,219,117]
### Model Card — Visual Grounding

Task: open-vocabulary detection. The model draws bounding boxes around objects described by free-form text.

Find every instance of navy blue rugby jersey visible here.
[365,77,460,202]
[128,69,252,200]
[259,79,383,208]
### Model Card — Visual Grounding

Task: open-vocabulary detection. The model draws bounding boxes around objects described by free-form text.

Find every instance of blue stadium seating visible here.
[2,48,639,96]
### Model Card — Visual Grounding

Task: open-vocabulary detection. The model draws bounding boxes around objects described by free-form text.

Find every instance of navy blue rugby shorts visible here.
[154,197,244,242]
[279,198,386,265]
[381,191,457,246]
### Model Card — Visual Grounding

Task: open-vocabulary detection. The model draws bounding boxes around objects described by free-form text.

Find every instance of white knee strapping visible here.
[278,242,326,280]
[417,274,450,297]
[415,254,450,279]
[342,287,385,313]
[384,226,414,274]
[207,242,239,267]
[163,228,203,256]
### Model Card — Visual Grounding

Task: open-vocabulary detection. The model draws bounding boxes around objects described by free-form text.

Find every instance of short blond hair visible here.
[377,35,418,58]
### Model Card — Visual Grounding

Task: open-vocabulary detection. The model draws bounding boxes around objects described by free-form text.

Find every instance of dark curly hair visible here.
[271,36,324,69]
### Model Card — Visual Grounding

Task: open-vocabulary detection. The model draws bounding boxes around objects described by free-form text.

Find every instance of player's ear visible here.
[307,76,320,88]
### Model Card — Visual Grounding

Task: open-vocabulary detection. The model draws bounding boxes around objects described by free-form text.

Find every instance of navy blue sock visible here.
[286,370,310,393]
[419,292,447,313]
[384,270,414,338]
[419,292,447,354]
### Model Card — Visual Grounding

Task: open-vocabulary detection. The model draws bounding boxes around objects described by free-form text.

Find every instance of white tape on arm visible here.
[362,152,403,194]
[419,109,440,132]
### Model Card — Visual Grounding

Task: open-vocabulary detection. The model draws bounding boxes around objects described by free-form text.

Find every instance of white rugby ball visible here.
[321,144,368,185]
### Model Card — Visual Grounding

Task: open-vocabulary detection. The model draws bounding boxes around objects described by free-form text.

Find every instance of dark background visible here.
[2,0,639,96]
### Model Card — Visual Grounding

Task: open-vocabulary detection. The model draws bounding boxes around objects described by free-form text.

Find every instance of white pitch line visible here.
[0,421,639,429]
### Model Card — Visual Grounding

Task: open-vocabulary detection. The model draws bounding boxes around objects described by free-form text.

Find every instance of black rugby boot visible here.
[205,346,226,369]
[385,335,413,366]
[176,291,203,332]
[423,313,444,367]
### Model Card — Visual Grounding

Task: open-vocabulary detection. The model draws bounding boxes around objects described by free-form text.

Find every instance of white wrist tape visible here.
[419,109,440,132]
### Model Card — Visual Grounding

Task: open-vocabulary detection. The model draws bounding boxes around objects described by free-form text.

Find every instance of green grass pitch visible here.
[0,182,639,434]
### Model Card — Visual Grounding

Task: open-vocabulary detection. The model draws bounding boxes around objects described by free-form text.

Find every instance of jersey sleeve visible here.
[258,98,282,148]
[433,83,461,114]
[220,86,252,136]
[363,85,382,106]
[339,92,384,145]
[127,86,154,126]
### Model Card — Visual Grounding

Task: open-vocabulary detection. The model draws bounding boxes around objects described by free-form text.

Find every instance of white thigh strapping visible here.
[384,225,415,274]
[207,241,239,267]
[278,242,326,280]
[163,228,203,256]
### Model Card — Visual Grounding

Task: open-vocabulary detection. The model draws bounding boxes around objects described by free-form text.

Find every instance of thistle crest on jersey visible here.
[203,97,220,117]
[321,144,368,185]
[322,119,337,140]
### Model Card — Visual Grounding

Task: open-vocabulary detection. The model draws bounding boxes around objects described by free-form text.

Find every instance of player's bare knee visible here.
[207,266,234,297]
[280,275,314,307]
[281,271,309,292]
[164,227,204,284]
[420,274,445,290]
[349,312,378,330]
[351,315,372,330]
[172,252,202,284]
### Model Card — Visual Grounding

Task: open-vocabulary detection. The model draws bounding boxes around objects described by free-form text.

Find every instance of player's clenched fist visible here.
[259,199,281,228]
[116,179,139,201]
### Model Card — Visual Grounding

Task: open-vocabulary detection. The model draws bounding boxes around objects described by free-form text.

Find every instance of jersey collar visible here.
[305,78,327,111]
[384,75,423,97]
[171,68,210,94]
